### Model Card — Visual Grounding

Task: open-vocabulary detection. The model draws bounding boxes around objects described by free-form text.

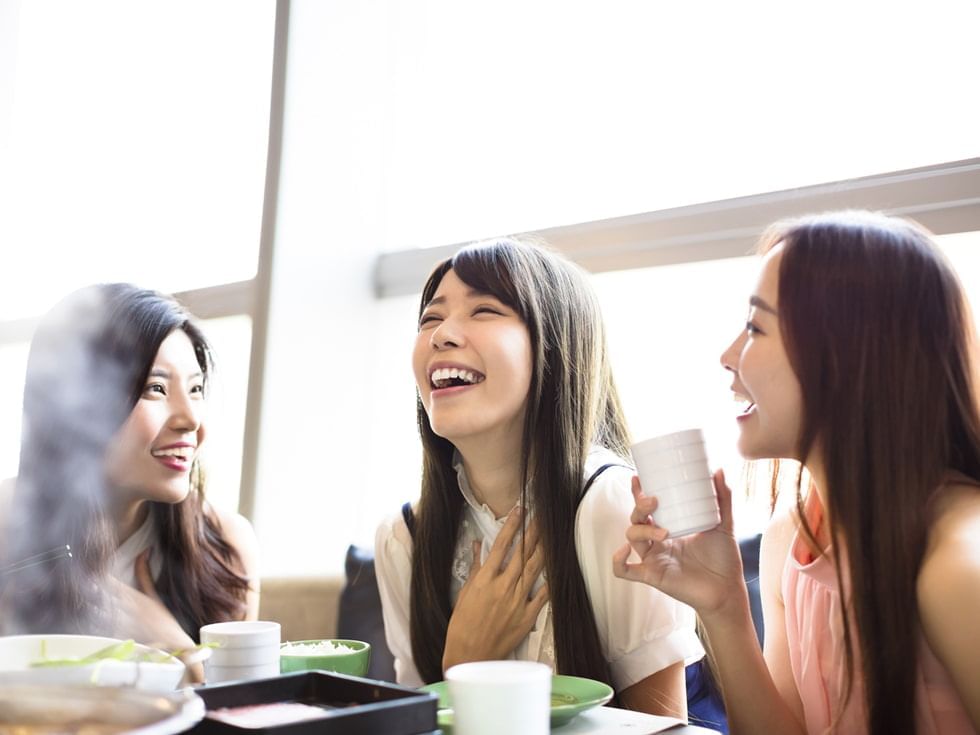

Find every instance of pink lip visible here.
[154,455,191,472]
[430,383,477,398]
[151,442,196,473]
[155,442,196,450]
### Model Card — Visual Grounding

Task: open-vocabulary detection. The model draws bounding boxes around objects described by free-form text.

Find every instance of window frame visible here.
[373,156,980,297]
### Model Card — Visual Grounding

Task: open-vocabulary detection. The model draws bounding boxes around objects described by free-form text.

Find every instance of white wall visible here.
[255,1,397,575]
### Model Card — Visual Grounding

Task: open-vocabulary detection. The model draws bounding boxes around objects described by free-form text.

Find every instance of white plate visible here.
[0,634,184,691]
[0,684,204,735]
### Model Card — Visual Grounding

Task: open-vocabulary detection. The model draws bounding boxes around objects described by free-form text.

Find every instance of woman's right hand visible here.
[613,469,746,619]
[442,508,549,672]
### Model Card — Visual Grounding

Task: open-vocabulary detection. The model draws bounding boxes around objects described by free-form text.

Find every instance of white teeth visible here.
[430,367,485,389]
[152,448,193,460]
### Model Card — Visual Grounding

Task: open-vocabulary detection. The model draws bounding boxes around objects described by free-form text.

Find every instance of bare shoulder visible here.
[208,504,260,573]
[760,507,798,572]
[919,481,980,597]
[916,481,980,721]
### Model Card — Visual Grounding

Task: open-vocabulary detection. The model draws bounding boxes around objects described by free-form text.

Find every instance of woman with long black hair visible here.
[616,211,980,733]
[1,284,258,663]
[375,238,702,717]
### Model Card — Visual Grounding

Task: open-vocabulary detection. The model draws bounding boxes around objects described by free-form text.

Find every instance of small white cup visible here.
[447,661,550,735]
[200,621,281,649]
[632,429,721,537]
[200,621,281,684]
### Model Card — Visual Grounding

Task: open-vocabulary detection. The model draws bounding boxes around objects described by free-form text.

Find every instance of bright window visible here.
[0,1,275,519]
[0,0,275,320]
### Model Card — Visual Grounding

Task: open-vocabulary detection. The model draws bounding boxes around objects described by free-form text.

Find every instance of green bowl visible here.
[279,639,371,677]
[420,674,613,730]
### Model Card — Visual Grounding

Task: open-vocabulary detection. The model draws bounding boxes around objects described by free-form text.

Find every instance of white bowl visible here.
[0,634,184,691]
[0,684,204,735]
[200,620,280,649]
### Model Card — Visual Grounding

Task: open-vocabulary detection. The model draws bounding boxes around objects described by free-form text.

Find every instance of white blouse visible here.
[374,447,704,690]
[112,512,163,589]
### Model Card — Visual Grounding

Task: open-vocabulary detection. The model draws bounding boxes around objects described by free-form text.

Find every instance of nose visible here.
[720,330,746,373]
[168,387,203,434]
[429,317,464,350]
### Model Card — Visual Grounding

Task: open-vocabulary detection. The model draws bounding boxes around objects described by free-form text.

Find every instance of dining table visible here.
[549,705,719,734]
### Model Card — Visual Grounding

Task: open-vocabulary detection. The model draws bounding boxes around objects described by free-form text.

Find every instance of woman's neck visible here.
[111,497,149,546]
[803,455,833,549]
[454,436,525,518]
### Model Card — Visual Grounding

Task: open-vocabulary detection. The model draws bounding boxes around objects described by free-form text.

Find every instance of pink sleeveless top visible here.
[781,498,975,734]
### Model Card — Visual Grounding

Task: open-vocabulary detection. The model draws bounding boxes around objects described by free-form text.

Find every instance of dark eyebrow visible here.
[423,288,500,310]
[423,295,446,309]
[148,368,203,380]
[749,295,778,316]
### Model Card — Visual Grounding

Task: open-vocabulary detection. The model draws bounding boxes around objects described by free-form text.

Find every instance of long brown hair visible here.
[2,284,249,638]
[762,212,980,734]
[409,238,632,686]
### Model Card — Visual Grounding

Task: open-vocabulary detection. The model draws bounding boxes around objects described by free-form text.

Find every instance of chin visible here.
[151,486,192,505]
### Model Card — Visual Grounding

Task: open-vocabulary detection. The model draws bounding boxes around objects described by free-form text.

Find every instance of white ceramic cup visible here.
[632,429,721,537]
[447,661,550,735]
[200,621,281,684]
[200,621,281,649]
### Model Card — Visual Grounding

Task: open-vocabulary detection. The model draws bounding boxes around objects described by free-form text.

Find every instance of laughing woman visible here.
[615,212,980,734]
[375,238,703,717]
[0,284,258,663]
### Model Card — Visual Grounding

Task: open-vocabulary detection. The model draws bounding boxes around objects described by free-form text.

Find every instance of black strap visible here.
[578,462,629,506]
[401,501,416,539]
[401,462,630,540]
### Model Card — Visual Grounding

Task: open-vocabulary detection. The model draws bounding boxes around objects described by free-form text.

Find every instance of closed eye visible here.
[419,313,442,328]
[473,305,503,316]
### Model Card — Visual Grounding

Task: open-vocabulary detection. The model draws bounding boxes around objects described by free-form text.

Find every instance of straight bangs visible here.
[448,242,534,322]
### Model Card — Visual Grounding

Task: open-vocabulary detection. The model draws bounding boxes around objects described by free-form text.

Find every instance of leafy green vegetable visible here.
[29,639,152,667]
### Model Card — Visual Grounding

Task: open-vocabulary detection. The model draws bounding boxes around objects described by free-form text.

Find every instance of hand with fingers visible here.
[612,469,745,618]
[442,507,550,672]
[111,550,205,683]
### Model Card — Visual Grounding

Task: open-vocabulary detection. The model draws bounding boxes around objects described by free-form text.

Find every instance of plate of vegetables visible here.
[0,635,185,691]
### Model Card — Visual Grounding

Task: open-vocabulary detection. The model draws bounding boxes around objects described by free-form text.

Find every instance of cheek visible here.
[411,338,431,393]
[501,336,533,404]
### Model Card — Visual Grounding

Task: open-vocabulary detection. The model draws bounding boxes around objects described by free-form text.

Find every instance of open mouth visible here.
[734,392,756,416]
[429,366,486,390]
[151,447,194,461]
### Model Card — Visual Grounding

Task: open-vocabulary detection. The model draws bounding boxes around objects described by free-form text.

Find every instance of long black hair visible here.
[409,238,632,687]
[763,212,980,734]
[2,284,249,638]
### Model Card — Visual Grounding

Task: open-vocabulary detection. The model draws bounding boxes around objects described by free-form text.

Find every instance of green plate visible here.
[420,674,613,730]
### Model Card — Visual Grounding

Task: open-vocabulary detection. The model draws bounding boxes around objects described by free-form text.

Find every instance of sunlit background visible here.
[1,0,978,576]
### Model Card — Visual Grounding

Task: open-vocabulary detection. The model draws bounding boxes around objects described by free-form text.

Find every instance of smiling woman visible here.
[376,238,703,719]
[0,285,259,680]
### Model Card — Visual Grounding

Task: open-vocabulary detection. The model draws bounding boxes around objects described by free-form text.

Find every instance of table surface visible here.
[559,706,718,734]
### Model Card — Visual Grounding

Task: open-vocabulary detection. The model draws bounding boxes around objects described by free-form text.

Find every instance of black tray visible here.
[186,671,439,735]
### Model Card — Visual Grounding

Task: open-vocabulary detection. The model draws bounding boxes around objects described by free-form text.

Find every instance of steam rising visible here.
[1,286,131,635]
